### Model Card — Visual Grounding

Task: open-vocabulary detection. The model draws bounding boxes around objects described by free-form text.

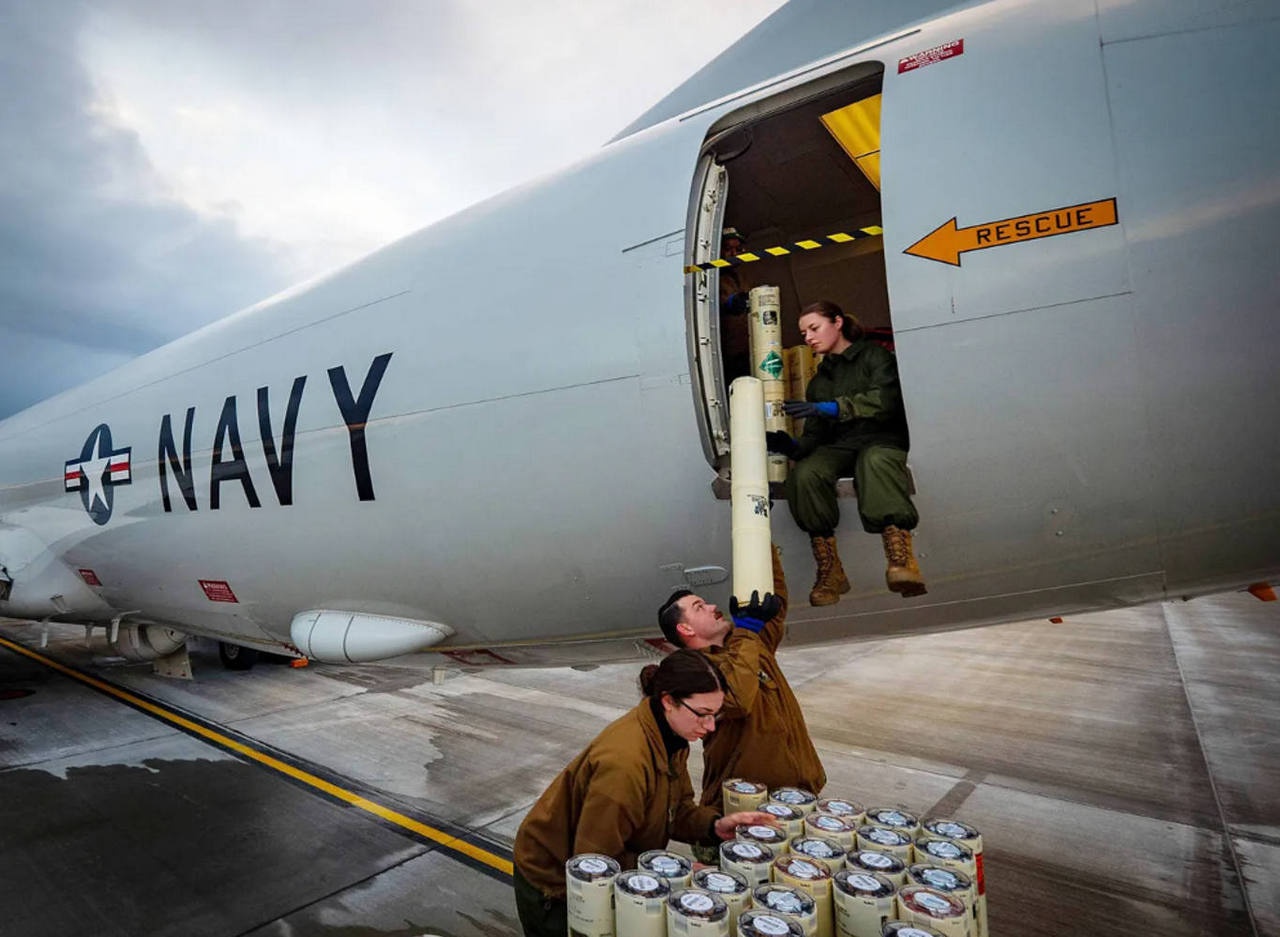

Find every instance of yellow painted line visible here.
[0,634,513,877]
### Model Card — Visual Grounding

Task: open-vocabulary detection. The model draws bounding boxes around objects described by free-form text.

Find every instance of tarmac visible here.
[1,590,1276,937]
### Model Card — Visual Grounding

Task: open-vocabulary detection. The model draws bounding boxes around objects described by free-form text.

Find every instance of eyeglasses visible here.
[679,699,721,724]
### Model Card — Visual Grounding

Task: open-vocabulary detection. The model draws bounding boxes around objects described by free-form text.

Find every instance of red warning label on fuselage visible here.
[199,579,239,603]
[899,39,964,74]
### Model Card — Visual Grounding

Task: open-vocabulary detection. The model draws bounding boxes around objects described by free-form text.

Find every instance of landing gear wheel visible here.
[219,642,259,671]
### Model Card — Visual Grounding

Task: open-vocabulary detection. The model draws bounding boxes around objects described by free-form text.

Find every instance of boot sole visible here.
[810,594,841,607]
[889,581,928,597]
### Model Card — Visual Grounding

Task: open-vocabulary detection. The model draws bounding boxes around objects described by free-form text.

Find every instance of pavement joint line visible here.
[0,633,515,880]
[1161,604,1260,937]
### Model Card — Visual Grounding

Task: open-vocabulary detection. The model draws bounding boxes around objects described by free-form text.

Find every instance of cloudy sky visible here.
[0,0,787,420]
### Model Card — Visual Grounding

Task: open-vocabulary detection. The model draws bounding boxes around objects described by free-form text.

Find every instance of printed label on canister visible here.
[770,787,817,812]
[738,911,804,937]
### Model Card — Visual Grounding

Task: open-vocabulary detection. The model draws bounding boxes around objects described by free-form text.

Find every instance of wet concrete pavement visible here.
[2,590,1276,936]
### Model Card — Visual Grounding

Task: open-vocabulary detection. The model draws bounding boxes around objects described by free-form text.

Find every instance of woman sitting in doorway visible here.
[768,299,927,604]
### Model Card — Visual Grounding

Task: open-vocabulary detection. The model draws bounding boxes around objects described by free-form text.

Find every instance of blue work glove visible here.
[721,291,749,316]
[782,400,839,419]
[765,430,798,457]
[730,591,783,633]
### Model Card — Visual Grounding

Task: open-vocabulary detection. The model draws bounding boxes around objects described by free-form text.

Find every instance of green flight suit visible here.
[783,338,918,535]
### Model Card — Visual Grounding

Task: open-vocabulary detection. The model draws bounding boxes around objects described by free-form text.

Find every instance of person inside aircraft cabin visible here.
[768,299,927,603]
[657,543,826,861]
[719,226,752,378]
[512,649,777,937]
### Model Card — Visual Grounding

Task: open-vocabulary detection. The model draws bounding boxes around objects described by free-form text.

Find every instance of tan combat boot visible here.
[882,525,927,597]
[809,535,852,607]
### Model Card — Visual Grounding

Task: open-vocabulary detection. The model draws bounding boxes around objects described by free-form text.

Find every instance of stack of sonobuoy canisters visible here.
[565,780,988,937]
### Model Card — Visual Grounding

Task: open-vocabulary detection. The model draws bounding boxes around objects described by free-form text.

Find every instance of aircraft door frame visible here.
[685,154,731,466]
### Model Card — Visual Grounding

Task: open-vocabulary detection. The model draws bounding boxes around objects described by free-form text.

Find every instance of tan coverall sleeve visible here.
[669,760,722,846]
[570,763,648,861]
[719,546,789,717]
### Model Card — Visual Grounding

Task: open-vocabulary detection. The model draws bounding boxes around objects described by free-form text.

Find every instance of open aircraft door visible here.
[878,0,1165,601]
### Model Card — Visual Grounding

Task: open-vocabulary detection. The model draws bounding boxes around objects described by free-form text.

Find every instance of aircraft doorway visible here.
[686,63,891,473]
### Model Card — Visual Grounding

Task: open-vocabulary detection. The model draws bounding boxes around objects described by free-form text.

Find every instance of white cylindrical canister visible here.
[638,850,693,890]
[895,885,970,937]
[748,286,787,483]
[729,377,772,599]
[805,812,859,851]
[846,850,907,888]
[668,888,730,937]
[855,825,913,861]
[831,869,895,937]
[566,854,620,937]
[752,883,819,937]
[769,787,818,815]
[724,779,770,814]
[693,867,751,932]
[761,802,806,845]
[721,839,775,888]
[771,855,834,937]
[737,823,789,853]
[615,870,669,937]
[920,820,984,937]
[906,866,974,935]
[863,808,920,840]
[788,835,846,875]
[881,923,945,937]
[738,909,805,937]
[912,839,976,879]
[815,799,865,826]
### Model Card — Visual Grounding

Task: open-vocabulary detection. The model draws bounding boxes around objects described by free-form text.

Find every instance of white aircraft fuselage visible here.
[2,0,1277,667]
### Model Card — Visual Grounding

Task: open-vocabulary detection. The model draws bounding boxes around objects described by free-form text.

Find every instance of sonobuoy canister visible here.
[805,811,859,850]
[895,885,970,937]
[847,849,907,887]
[566,854,621,937]
[738,910,806,937]
[668,888,729,937]
[771,855,834,937]
[864,808,920,839]
[907,866,974,936]
[724,778,770,814]
[639,849,693,889]
[816,798,865,825]
[832,869,895,937]
[920,820,984,937]
[693,867,751,931]
[855,825,913,861]
[770,787,818,815]
[615,871,669,937]
[737,823,789,852]
[752,883,819,937]
[761,802,806,845]
[912,838,975,878]
[721,839,775,887]
[789,834,847,875]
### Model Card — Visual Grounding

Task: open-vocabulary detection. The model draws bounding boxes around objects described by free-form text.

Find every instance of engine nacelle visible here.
[111,624,188,662]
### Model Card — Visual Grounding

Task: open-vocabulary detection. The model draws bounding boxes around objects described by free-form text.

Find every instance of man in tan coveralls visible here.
[658,544,827,858]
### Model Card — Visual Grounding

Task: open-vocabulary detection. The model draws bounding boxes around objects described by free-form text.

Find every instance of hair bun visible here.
[638,663,660,696]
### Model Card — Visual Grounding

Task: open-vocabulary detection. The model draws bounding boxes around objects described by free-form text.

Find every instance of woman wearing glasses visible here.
[512,649,777,936]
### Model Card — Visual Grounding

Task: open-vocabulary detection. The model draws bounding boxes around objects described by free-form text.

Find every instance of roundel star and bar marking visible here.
[64,424,132,525]
[905,197,1119,267]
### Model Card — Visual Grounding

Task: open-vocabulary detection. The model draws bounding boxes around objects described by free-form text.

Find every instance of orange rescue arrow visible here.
[905,197,1118,266]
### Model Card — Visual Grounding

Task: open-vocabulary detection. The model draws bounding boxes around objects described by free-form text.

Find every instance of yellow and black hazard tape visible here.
[683,225,884,274]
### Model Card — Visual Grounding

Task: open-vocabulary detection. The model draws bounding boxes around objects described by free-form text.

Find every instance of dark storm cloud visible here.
[0,3,290,419]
